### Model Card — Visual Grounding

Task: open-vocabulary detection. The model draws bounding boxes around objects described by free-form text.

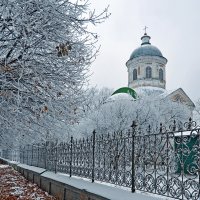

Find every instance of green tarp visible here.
[112,87,137,99]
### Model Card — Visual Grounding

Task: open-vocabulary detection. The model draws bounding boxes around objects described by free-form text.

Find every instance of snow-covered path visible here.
[0,164,57,200]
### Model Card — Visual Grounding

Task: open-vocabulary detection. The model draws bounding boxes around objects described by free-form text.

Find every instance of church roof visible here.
[129,33,167,61]
[134,86,167,96]
[130,45,163,59]
[166,88,195,108]
[133,86,195,109]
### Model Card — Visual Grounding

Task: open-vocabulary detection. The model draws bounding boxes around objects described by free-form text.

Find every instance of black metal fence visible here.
[2,119,200,200]
[1,148,20,162]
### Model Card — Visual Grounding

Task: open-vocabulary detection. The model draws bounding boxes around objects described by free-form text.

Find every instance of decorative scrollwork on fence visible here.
[12,119,200,200]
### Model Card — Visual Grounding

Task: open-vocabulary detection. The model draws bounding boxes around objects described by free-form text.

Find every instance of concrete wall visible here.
[0,158,108,200]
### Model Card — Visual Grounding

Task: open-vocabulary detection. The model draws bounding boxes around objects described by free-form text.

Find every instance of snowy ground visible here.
[0,164,57,200]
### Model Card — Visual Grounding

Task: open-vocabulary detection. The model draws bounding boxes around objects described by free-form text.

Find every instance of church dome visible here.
[130,45,163,59]
[129,33,165,60]
[126,31,168,90]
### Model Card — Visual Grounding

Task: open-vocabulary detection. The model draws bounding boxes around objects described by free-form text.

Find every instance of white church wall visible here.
[127,56,167,89]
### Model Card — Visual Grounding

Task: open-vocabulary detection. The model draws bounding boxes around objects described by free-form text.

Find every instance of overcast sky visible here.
[88,0,200,101]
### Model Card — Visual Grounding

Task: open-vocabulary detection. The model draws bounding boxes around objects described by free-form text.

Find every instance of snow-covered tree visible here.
[78,87,113,116]
[0,0,109,147]
[73,89,191,137]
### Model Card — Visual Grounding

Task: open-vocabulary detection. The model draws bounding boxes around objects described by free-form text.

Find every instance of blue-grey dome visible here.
[129,33,166,60]
[130,44,163,59]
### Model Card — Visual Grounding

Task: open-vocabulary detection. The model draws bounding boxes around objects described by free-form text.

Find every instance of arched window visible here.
[133,69,137,80]
[159,68,164,81]
[146,66,152,78]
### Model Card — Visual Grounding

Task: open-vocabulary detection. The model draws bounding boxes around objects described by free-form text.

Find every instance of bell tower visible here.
[126,32,167,89]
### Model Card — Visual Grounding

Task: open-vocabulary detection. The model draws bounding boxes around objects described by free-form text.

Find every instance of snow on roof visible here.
[134,86,167,96]
[106,93,135,102]
[105,87,169,103]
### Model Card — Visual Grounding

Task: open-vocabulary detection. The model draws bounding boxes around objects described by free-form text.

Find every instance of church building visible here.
[126,31,195,112]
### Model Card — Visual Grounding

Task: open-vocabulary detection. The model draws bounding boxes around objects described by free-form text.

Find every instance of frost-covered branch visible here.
[0,0,110,147]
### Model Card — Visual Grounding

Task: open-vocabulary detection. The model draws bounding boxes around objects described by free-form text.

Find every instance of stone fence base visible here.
[0,158,108,200]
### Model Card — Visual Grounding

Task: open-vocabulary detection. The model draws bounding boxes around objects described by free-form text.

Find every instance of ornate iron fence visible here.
[2,118,200,200]
[134,121,200,200]
[2,148,20,162]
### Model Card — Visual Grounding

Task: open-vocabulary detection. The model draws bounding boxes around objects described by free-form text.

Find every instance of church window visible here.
[146,66,152,78]
[159,68,164,81]
[138,67,140,75]
[133,69,137,80]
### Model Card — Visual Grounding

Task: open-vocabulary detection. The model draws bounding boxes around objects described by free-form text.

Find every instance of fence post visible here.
[27,145,29,165]
[45,142,47,169]
[23,147,25,164]
[19,146,22,163]
[55,144,58,173]
[31,144,33,166]
[70,136,73,177]
[37,143,40,167]
[92,130,96,183]
[131,121,137,193]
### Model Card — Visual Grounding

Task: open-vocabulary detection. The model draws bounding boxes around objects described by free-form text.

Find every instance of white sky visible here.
[88,0,200,101]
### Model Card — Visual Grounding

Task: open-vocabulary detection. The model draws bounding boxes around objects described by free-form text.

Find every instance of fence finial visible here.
[160,123,163,133]
[173,120,176,131]
[188,117,192,130]
[131,121,137,128]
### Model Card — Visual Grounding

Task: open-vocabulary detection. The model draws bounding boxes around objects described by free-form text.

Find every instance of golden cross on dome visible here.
[143,26,148,34]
